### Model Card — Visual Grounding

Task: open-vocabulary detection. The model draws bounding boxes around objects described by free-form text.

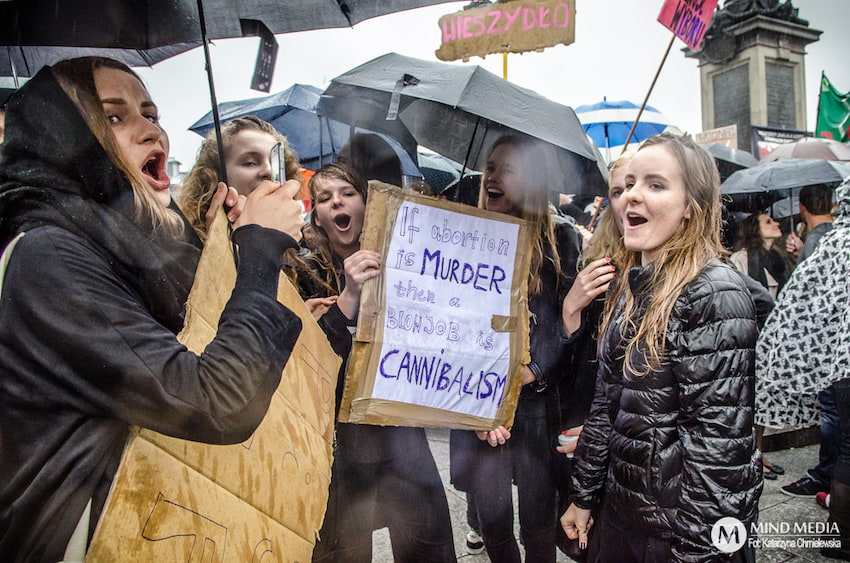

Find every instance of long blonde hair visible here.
[51,57,184,237]
[600,133,725,376]
[178,115,300,241]
[581,154,632,267]
[478,135,559,296]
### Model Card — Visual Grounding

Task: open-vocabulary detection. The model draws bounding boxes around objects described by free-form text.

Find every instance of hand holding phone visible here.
[270,141,284,183]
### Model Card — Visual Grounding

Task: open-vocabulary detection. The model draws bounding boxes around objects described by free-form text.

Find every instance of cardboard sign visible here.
[695,124,738,148]
[86,210,340,562]
[436,0,576,62]
[657,0,718,51]
[339,183,531,430]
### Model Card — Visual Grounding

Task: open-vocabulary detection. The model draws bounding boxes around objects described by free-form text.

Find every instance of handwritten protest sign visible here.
[86,210,339,562]
[657,0,718,51]
[340,183,531,430]
[436,0,576,62]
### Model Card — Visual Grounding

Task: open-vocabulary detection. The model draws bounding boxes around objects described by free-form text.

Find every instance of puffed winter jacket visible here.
[570,260,762,562]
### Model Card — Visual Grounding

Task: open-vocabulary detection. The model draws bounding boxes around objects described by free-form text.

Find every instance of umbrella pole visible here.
[8,47,20,88]
[460,117,482,179]
[319,115,324,167]
[621,33,675,154]
[196,0,228,186]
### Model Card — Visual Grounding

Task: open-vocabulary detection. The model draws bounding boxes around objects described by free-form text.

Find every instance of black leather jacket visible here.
[570,260,762,562]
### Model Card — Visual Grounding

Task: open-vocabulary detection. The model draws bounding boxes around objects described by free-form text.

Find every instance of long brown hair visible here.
[51,56,184,237]
[177,115,300,241]
[581,153,632,267]
[305,163,369,293]
[478,135,559,296]
[600,133,725,376]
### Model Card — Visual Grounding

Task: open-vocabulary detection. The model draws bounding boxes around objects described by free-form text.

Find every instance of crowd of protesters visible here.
[0,56,847,563]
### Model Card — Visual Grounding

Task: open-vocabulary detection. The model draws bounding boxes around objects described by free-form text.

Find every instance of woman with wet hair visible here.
[300,163,456,563]
[450,134,583,562]
[562,133,761,561]
[0,57,305,561]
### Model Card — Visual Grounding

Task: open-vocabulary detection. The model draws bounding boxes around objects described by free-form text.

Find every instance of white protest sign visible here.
[372,201,518,419]
[341,184,530,430]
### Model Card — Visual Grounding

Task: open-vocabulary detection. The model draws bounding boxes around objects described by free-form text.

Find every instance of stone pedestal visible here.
[690,14,820,151]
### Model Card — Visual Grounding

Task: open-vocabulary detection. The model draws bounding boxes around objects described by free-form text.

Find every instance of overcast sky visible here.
[134,0,850,170]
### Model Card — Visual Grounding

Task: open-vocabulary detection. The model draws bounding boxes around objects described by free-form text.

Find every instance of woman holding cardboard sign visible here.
[561,134,761,561]
[299,163,456,563]
[449,135,583,562]
[0,57,305,561]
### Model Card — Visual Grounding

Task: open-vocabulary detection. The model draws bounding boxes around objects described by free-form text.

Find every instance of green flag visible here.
[815,73,850,143]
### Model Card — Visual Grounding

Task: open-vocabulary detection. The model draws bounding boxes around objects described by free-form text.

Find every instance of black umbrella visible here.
[721,159,850,195]
[0,1,459,181]
[1,45,198,82]
[702,143,759,182]
[319,53,608,196]
[721,158,850,221]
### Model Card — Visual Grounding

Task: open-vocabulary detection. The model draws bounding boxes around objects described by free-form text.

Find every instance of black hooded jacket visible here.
[0,67,302,562]
[569,261,762,562]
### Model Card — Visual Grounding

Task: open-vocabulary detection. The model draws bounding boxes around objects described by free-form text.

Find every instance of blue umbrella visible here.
[574,99,675,163]
[189,84,421,174]
[189,84,346,170]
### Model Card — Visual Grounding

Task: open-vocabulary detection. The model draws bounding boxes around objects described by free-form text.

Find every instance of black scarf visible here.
[746,245,788,292]
[0,67,201,334]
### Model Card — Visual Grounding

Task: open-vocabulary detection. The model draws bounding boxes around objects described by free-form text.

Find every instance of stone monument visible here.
[687,0,821,151]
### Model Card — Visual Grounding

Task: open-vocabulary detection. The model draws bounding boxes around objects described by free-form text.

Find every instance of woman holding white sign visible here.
[299,163,456,563]
[450,135,583,563]
[561,133,761,561]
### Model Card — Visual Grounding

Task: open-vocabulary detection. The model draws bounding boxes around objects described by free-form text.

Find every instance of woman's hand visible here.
[206,182,246,231]
[336,250,381,319]
[786,232,803,256]
[475,425,511,447]
[562,257,616,336]
[233,180,303,243]
[556,425,583,455]
[304,296,338,321]
[561,503,594,550]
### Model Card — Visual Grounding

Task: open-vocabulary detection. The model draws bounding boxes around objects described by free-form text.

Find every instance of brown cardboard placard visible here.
[339,183,531,431]
[86,210,340,561]
[436,0,576,62]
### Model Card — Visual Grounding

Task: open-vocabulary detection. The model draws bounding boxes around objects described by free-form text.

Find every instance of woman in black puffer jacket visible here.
[562,133,762,562]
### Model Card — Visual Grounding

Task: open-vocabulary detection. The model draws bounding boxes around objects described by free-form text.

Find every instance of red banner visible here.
[657,0,718,51]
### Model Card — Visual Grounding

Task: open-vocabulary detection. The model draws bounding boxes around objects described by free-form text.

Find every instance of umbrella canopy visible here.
[1,44,198,81]
[769,195,800,220]
[574,99,675,163]
[702,143,759,182]
[417,149,463,193]
[0,1,457,50]
[189,84,421,173]
[761,137,850,162]
[721,159,850,195]
[189,84,350,170]
[320,52,607,196]
[1,0,457,182]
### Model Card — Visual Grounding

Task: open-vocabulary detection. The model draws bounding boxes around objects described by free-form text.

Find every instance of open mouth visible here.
[333,214,352,231]
[141,151,170,190]
[626,213,648,227]
[486,188,504,200]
